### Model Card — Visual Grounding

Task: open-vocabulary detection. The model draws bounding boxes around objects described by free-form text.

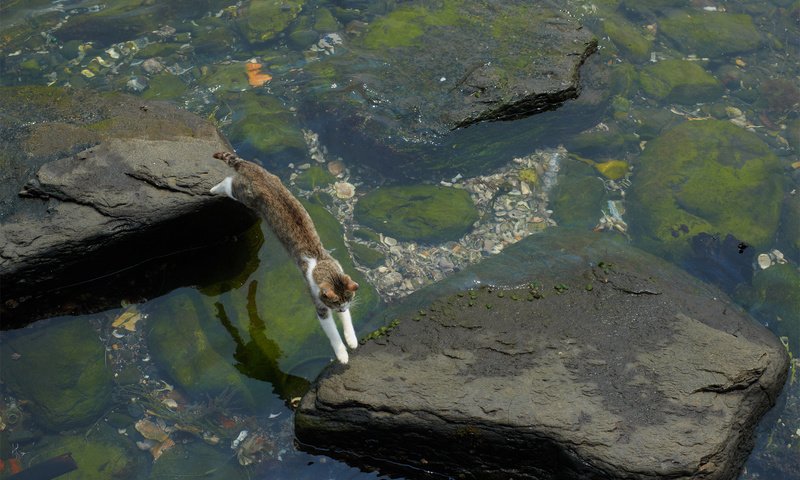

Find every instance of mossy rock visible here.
[224,92,305,156]
[149,442,244,479]
[745,264,800,352]
[200,63,250,92]
[147,292,259,409]
[603,14,652,63]
[314,7,340,33]
[639,59,723,104]
[355,185,479,243]
[551,159,607,229]
[629,120,783,259]
[242,0,304,43]
[660,12,762,57]
[294,165,335,190]
[351,243,386,269]
[27,430,140,480]
[141,72,188,100]
[0,318,113,431]
[360,2,462,50]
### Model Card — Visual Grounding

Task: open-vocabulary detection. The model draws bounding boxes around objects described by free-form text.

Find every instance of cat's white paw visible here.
[344,331,359,350]
[334,345,349,364]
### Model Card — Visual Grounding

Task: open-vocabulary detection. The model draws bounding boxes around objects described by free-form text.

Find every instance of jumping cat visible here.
[210,151,359,364]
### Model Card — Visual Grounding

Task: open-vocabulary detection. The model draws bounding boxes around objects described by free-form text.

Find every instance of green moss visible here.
[639,59,723,104]
[519,169,538,185]
[603,14,652,62]
[552,160,607,229]
[629,120,783,258]
[225,92,305,155]
[355,185,480,243]
[150,442,243,479]
[294,165,335,190]
[660,12,762,57]
[243,0,304,43]
[747,264,800,352]
[0,318,113,431]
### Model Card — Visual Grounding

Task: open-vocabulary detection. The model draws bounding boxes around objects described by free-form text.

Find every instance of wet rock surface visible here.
[0,87,255,323]
[296,229,789,480]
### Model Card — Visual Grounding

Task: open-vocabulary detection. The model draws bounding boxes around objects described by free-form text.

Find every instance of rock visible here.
[0,87,257,323]
[660,11,762,58]
[355,185,480,243]
[307,0,596,176]
[639,59,723,104]
[0,318,114,431]
[602,13,653,63]
[295,229,789,480]
[224,91,306,161]
[628,120,783,260]
[29,430,140,480]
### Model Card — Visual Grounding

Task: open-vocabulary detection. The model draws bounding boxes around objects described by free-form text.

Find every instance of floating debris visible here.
[245,62,272,87]
[112,305,144,332]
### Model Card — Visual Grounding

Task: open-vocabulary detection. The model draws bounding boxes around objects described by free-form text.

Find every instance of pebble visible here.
[334,181,355,199]
[327,160,346,176]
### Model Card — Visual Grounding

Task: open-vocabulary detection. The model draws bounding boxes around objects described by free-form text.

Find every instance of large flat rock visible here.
[0,87,255,323]
[296,230,789,479]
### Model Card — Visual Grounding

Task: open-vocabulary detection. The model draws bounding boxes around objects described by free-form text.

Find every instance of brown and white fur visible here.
[210,152,359,364]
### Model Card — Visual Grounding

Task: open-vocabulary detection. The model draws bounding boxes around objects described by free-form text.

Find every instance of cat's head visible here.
[317,272,359,312]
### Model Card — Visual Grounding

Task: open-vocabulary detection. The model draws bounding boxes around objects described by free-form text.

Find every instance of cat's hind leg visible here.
[318,308,349,364]
[210,176,237,200]
[338,309,358,350]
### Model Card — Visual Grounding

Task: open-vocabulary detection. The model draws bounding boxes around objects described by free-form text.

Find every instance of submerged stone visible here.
[0,318,114,431]
[29,430,139,480]
[296,229,789,479]
[307,0,596,176]
[355,185,479,243]
[660,11,762,58]
[602,14,653,62]
[224,91,306,160]
[639,59,723,104]
[241,0,304,44]
[628,120,783,259]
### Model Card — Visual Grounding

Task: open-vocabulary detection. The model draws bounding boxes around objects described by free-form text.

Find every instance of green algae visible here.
[147,292,260,409]
[0,318,113,432]
[660,11,762,58]
[150,442,244,479]
[350,243,386,269]
[294,165,335,190]
[141,72,187,100]
[551,159,607,229]
[629,120,783,258]
[200,63,250,92]
[242,0,304,43]
[746,264,800,352]
[355,185,480,243]
[360,1,462,50]
[639,59,722,104]
[603,14,652,62]
[224,91,305,156]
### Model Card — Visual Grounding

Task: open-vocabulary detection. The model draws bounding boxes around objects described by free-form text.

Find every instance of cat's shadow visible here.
[215,280,310,408]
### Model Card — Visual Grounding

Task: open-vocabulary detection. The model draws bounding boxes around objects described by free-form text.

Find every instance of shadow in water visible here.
[215,279,311,408]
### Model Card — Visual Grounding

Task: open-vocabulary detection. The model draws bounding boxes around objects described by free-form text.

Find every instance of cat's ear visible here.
[319,282,338,300]
[344,276,359,292]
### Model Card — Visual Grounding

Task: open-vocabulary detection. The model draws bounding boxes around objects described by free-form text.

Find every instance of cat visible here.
[210,151,359,364]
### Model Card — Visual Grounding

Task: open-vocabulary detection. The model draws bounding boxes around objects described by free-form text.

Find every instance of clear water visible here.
[0,0,798,479]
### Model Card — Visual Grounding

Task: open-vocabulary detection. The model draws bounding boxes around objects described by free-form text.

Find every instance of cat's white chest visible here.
[303,256,320,295]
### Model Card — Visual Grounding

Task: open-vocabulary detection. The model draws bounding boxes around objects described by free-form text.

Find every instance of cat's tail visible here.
[213,151,244,169]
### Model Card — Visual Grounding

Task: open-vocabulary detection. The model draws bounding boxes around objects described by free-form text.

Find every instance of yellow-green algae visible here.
[629,120,783,259]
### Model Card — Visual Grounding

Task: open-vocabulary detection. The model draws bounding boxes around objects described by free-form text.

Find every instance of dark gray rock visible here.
[0,87,255,323]
[303,0,597,178]
[296,229,789,480]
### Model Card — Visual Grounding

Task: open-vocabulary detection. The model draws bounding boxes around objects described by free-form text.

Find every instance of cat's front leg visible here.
[338,309,358,350]
[317,306,349,364]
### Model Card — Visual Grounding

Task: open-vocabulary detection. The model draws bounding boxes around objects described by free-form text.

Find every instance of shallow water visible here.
[1,0,798,479]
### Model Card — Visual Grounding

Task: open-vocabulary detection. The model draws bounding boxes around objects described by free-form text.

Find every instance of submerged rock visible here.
[355,185,480,243]
[296,229,789,480]
[628,119,783,260]
[0,318,114,431]
[659,11,762,58]
[307,0,596,176]
[639,59,723,104]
